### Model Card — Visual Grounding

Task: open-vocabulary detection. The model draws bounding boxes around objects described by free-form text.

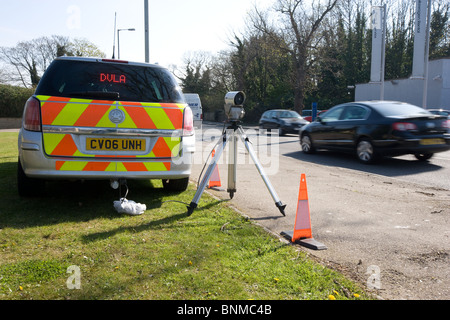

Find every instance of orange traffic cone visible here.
[208,150,221,189]
[281,174,327,250]
[292,174,312,241]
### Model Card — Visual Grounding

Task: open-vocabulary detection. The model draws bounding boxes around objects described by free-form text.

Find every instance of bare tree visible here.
[67,38,107,58]
[0,35,105,88]
[251,0,338,112]
[277,0,339,111]
[0,41,39,87]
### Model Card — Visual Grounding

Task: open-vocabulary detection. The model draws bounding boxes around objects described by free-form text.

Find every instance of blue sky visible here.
[0,0,273,68]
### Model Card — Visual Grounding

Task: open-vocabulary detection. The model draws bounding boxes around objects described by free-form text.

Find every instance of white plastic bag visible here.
[113,198,146,216]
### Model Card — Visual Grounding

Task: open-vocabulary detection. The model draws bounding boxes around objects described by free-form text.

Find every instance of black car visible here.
[299,101,450,163]
[259,109,309,135]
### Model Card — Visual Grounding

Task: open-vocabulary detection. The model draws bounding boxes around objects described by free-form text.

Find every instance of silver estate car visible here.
[18,57,195,196]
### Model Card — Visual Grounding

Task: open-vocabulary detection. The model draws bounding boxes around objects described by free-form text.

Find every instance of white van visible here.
[184,93,203,128]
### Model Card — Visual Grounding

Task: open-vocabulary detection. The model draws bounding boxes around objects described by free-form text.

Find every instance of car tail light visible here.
[183,106,194,136]
[23,97,41,132]
[101,59,129,64]
[442,120,450,129]
[392,122,417,131]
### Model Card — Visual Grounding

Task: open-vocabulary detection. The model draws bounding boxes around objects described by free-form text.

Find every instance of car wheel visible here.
[162,177,189,192]
[356,139,377,164]
[17,157,45,197]
[414,153,433,161]
[301,134,315,154]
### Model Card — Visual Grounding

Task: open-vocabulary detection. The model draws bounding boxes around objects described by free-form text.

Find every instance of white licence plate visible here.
[86,138,146,151]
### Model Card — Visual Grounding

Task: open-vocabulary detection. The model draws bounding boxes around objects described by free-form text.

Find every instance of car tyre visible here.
[17,158,45,197]
[301,134,315,154]
[414,153,433,161]
[356,138,378,164]
[162,177,189,192]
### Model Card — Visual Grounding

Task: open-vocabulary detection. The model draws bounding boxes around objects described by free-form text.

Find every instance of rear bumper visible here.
[374,134,450,156]
[18,129,194,180]
[281,125,303,134]
[260,124,307,134]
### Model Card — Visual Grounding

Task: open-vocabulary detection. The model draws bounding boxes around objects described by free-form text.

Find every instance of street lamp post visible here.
[144,0,149,63]
[117,28,136,59]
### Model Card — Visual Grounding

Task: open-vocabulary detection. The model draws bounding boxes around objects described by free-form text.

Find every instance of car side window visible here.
[341,106,369,120]
[321,106,344,121]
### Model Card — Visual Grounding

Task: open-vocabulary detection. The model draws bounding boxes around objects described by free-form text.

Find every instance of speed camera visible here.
[224,91,246,121]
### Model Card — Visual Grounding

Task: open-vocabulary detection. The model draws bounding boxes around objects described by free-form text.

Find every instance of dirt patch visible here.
[408,250,449,266]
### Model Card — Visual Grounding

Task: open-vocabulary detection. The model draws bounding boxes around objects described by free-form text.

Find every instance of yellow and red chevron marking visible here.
[38,95,184,159]
[37,95,185,130]
[43,133,181,158]
[55,161,171,172]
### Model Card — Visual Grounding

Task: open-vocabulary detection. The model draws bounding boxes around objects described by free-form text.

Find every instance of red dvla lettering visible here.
[100,73,126,83]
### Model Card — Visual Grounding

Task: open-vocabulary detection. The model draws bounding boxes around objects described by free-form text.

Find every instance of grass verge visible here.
[0,132,370,300]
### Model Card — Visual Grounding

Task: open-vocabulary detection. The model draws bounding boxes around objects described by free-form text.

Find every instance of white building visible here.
[356,1,449,111]
[355,58,450,110]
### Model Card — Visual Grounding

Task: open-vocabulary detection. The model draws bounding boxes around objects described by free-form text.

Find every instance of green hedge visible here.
[0,84,35,117]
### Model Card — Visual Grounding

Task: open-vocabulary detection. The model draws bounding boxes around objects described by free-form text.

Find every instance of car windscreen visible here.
[35,60,184,103]
[374,102,432,117]
[279,111,301,118]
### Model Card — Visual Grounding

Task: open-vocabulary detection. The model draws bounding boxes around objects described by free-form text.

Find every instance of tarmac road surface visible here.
[190,123,450,300]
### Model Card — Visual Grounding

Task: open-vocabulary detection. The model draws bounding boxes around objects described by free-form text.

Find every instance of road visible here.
[190,122,450,300]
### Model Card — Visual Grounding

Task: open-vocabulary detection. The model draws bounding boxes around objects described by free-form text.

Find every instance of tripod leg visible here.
[237,127,286,216]
[227,130,238,199]
[187,131,229,216]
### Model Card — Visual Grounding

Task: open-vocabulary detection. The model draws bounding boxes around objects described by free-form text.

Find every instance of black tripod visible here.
[187,121,286,216]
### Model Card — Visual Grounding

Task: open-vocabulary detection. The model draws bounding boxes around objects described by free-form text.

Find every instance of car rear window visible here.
[35,59,184,103]
[374,102,431,117]
[279,111,301,118]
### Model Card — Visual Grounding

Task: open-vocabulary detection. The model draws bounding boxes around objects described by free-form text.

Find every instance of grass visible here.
[0,132,371,300]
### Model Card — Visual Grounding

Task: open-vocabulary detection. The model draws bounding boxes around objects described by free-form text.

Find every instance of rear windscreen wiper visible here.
[68,91,120,100]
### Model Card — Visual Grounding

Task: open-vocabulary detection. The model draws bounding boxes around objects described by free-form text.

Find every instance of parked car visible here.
[18,56,195,196]
[259,109,309,135]
[428,109,450,119]
[299,101,450,163]
[301,110,312,118]
[303,110,328,122]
